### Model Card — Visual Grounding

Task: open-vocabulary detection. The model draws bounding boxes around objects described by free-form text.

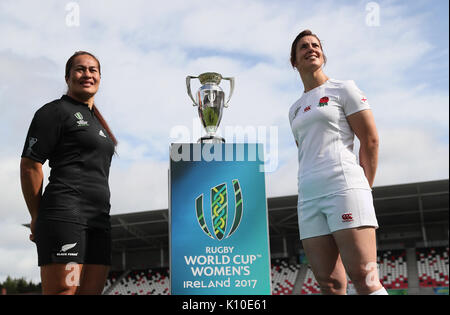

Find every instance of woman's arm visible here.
[20,157,44,241]
[346,110,379,188]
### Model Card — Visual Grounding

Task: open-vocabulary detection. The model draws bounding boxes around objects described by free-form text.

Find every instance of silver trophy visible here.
[186,72,235,143]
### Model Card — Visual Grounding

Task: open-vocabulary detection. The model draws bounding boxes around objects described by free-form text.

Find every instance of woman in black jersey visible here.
[20,51,117,295]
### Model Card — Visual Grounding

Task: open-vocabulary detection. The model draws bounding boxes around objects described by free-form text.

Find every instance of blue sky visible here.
[397,0,449,91]
[0,0,448,283]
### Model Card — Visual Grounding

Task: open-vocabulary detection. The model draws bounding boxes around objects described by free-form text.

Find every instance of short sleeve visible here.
[289,100,302,144]
[342,80,371,117]
[288,107,295,127]
[21,103,63,164]
[288,99,301,127]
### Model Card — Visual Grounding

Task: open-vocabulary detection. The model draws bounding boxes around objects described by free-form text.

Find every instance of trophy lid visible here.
[198,72,223,85]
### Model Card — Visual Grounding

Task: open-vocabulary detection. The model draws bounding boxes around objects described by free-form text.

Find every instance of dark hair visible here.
[65,51,117,147]
[290,29,327,68]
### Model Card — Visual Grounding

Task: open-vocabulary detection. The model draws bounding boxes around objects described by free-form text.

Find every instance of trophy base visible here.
[198,136,225,144]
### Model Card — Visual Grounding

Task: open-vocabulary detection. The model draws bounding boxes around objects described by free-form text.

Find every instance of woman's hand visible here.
[20,157,43,240]
[29,217,36,242]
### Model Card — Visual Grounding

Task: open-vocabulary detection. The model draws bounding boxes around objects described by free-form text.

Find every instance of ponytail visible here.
[93,105,118,146]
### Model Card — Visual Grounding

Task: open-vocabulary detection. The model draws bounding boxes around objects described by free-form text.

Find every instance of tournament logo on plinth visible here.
[169,143,271,295]
[195,180,243,241]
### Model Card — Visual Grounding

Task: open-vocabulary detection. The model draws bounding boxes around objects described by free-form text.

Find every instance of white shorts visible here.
[298,189,379,240]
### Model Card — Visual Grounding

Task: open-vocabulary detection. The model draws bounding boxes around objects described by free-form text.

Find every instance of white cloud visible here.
[0,157,24,217]
[375,127,449,186]
[110,160,169,212]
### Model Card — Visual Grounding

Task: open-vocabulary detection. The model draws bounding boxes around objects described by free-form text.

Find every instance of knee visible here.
[42,284,78,295]
[42,276,80,295]
[347,263,382,294]
[58,287,79,295]
[315,274,347,295]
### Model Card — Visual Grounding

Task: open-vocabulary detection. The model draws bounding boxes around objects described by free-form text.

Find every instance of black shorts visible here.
[34,219,112,266]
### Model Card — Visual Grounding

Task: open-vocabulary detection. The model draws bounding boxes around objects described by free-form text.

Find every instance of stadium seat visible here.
[301,267,321,295]
[107,268,170,295]
[417,247,449,288]
[271,259,301,295]
[102,270,124,294]
[378,249,408,289]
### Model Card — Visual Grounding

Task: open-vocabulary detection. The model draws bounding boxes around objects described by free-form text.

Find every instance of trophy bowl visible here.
[186,72,234,143]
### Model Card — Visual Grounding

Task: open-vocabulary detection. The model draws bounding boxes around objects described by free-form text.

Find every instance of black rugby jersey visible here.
[21,95,115,228]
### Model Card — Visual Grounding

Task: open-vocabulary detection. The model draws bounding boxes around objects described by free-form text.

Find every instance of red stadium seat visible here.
[417,247,449,288]
[106,268,170,295]
[271,259,301,295]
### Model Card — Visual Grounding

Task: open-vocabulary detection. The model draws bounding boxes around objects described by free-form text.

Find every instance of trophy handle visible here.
[186,76,199,106]
[222,77,235,108]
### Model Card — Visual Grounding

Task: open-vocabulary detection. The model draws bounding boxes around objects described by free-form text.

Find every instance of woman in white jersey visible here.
[289,30,387,295]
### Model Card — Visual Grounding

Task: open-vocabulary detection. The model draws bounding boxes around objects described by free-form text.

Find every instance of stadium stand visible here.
[103,246,448,295]
[417,246,449,288]
[378,249,408,289]
[300,266,321,295]
[102,270,123,294]
[107,268,170,295]
[271,259,301,295]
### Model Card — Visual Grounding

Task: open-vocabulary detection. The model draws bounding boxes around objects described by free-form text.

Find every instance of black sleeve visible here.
[21,103,63,164]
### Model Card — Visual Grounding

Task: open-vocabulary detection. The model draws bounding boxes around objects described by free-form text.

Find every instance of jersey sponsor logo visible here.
[99,130,107,138]
[56,242,78,257]
[342,213,353,223]
[303,105,311,113]
[318,96,329,107]
[74,112,89,127]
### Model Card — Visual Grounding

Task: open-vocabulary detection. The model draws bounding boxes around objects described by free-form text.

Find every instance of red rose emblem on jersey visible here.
[318,96,329,107]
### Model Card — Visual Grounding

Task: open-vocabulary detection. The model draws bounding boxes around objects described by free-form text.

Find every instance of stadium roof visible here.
[110,179,449,252]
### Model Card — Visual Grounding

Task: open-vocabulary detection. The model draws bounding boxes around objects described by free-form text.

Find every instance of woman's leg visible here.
[41,263,83,295]
[75,226,111,295]
[333,227,384,294]
[76,264,110,295]
[302,234,348,295]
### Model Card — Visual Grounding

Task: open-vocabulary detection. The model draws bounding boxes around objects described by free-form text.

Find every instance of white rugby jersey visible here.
[289,79,372,201]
